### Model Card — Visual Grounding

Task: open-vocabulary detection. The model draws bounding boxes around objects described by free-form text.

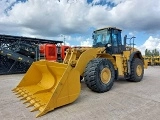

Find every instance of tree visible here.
[145,49,159,56]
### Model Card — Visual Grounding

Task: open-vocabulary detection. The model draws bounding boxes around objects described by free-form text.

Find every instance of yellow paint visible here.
[113,55,124,76]
[136,65,142,76]
[100,68,111,84]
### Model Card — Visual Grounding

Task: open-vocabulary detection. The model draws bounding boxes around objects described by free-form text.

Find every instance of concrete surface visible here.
[0,66,160,120]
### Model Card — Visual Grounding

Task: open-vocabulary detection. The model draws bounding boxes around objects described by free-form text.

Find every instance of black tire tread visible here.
[84,58,115,93]
[127,58,144,82]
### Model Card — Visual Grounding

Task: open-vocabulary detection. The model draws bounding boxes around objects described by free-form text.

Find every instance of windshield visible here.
[93,30,111,47]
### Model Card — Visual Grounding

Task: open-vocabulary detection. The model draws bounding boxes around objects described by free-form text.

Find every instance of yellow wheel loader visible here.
[13,27,148,117]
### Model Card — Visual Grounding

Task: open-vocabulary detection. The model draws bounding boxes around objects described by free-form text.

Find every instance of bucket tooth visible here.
[23,97,33,104]
[12,88,19,92]
[15,92,21,95]
[36,107,47,118]
[12,88,16,91]
[20,97,26,100]
[30,106,40,112]
[20,94,29,100]
[27,98,40,108]
[20,91,24,94]
[26,102,35,108]
[17,89,22,92]
[23,100,30,104]
[30,103,43,112]
[12,89,18,93]
[15,90,21,94]
[17,92,25,98]
[20,92,25,96]
[15,90,23,95]
[17,94,23,98]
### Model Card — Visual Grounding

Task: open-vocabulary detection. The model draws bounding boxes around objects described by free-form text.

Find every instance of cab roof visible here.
[94,27,122,32]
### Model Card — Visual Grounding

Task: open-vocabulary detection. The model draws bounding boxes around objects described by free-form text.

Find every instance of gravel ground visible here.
[0,66,160,120]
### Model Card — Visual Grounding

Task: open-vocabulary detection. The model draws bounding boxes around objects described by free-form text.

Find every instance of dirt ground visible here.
[0,66,160,120]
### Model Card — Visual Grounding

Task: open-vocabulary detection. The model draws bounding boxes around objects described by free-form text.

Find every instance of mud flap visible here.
[13,60,81,117]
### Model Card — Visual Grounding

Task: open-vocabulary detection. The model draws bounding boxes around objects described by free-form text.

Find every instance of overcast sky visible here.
[0,0,160,54]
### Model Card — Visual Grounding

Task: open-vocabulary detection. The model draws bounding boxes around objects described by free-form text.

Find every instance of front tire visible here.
[84,58,115,93]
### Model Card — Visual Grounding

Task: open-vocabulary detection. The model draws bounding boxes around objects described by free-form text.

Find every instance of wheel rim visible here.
[100,68,111,84]
[136,65,142,76]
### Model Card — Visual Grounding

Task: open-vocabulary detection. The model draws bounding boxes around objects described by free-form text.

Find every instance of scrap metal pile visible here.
[0,34,63,75]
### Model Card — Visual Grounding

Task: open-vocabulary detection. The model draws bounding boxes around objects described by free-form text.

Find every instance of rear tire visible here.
[127,58,144,82]
[84,58,115,93]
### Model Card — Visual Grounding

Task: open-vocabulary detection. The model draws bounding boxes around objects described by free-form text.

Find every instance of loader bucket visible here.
[13,60,81,117]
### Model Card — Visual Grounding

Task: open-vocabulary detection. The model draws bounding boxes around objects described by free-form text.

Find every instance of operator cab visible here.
[92,27,125,54]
